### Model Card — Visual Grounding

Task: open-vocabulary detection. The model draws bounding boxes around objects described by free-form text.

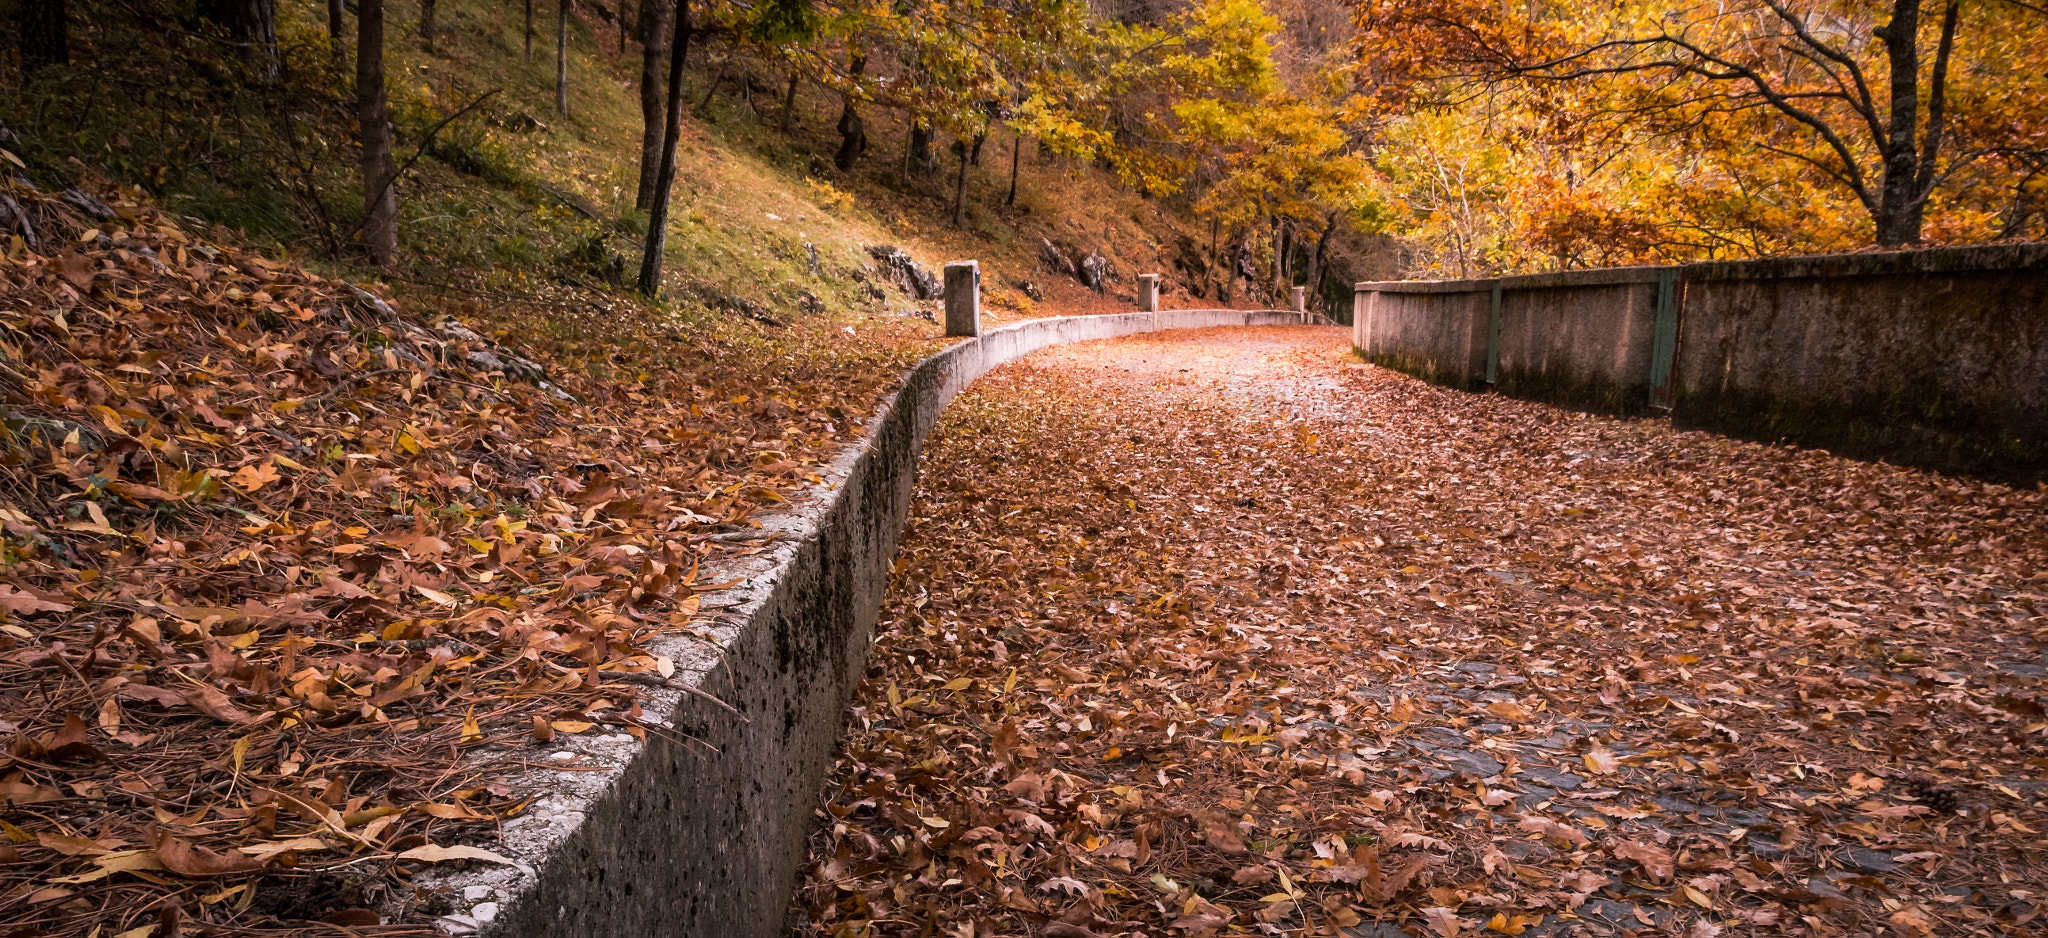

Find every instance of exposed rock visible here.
[349,285,403,319]
[497,112,547,133]
[1078,252,1113,293]
[849,268,887,303]
[60,189,115,219]
[1012,279,1043,301]
[1235,250,1260,281]
[1171,233,1208,279]
[1037,238,1075,277]
[719,295,787,327]
[438,318,548,383]
[865,244,942,300]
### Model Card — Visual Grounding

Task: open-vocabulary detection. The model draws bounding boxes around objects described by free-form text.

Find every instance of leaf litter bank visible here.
[0,182,951,934]
[797,327,2048,937]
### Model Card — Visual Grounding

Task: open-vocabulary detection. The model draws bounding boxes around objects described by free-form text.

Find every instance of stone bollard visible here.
[1291,286,1306,316]
[1138,274,1159,313]
[943,261,980,337]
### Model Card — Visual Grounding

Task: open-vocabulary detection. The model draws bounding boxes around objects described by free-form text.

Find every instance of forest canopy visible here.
[1350,0,2048,274]
[4,0,2042,285]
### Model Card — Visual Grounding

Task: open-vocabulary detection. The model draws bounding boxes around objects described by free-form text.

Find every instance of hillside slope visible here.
[0,0,1399,930]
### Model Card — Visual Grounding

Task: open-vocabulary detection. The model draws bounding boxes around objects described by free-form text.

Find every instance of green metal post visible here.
[1486,281,1503,385]
[1649,268,1680,410]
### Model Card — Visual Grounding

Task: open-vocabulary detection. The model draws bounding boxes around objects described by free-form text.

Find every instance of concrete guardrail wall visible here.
[427,308,1313,938]
[1353,244,2048,484]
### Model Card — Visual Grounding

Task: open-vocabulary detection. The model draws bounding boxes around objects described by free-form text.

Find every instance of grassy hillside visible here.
[3,0,1390,344]
[0,1,1410,931]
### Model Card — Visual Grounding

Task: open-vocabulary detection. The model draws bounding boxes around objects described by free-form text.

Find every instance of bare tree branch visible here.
[1758,0,1882,142]
[1497,27,1877,211]
[1914,0,1962,203]
[1989,0,2048,15]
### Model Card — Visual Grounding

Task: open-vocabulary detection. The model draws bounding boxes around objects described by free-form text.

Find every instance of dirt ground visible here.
[794,325,2048,938]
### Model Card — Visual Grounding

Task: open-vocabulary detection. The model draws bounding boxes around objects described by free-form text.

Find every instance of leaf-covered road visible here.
[797,325,2047,938]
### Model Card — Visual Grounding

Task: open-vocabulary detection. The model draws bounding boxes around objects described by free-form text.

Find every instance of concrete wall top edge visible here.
[1353,279,1499,295]
[1355,242,2048,295]
[1358,265,1672,295]
[1681,242,2048,281]
[1497,266,1672,290]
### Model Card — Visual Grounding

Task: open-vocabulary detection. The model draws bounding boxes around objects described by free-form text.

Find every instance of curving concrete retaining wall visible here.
[1675,247,2048,482]
[419,309,1312,938]
[1351,279,1492,389]
[1354,244,2048,483]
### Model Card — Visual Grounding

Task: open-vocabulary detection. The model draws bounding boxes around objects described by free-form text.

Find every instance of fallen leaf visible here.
[181,684,255,723]
[1422,906,1467,937]
[0,585,73,615]
[1612,839,1673,881]
[1232,865,1275,886]
[156,829,264,876]
[1515,814,1588,847]
[1200,813,1247,854]
[395,844,516,865]
[1486,699,1533,722]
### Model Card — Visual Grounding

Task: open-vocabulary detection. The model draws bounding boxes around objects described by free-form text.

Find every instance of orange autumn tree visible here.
[1349,0,2048,263]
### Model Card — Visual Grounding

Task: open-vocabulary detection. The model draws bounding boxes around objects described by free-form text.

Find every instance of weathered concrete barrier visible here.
[1354,244,2048,483]
[944,261,981,337]
[1352,278,1494,390]
[423,309,1318,938]
[1676,247,2048,481]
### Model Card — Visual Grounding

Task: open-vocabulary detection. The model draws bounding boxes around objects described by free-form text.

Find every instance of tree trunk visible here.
[909,119,936,177]
[19,0,70,70]
[419,0,435,50]
[1271,217,1284,292]
[698,61,728,111]
[1223,229,1244,306]
[524,0,533,61]
[357,0,398,267]
[1006,133,1021,206]
[952,139,970,227]
[1306,213,1337,313]
[617,0,626,55]
[638,0,693,296]
[326,0,344,44]
[1269,221,1286,286]
[780,70,800,133]
[206,0,280,78]
[1208,218,1219,297]
[1872,0,1962,246]
[634,0,671,211]
[1873,0,1926,246]
[833,53,867,172]
[555,0,570,116]
[969,132,985,167]
[1228,232,1245,305]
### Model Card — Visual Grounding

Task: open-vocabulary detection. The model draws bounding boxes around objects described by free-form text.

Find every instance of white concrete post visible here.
[1291,285,1306,317]
[943,261,980,337]
[1353,288,1371,353]
[1138,274,1159,313]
